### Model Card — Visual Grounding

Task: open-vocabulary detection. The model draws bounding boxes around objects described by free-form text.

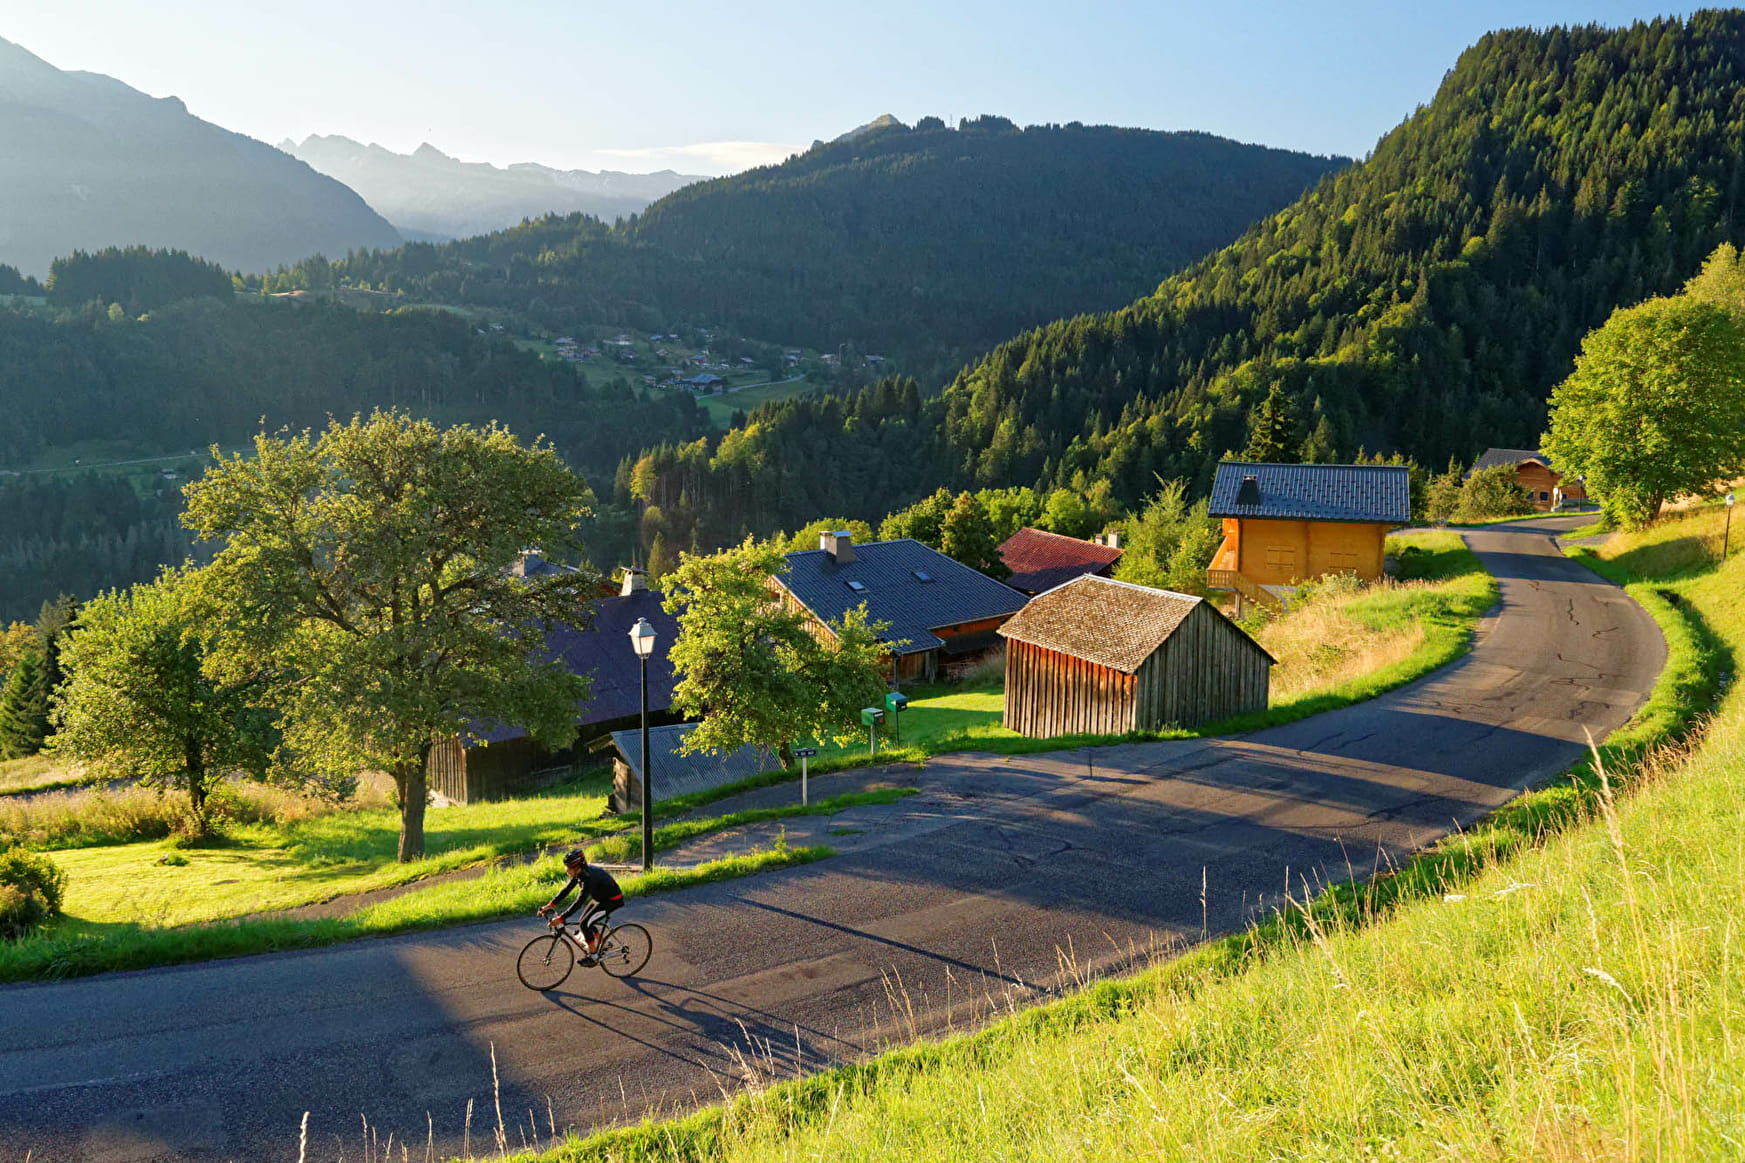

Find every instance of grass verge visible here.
[0,844,832,985]
[509,513,1728,1161]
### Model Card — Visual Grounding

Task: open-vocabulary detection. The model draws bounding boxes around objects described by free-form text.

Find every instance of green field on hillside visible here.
[521,508,1736,1160]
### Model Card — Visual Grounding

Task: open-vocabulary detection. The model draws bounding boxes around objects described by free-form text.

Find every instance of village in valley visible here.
[5,10,1745,1162]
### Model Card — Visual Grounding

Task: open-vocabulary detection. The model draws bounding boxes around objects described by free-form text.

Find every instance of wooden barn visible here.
[1205,460,1411,612]
[1470,447,1588,511]
[998,575,1273,737]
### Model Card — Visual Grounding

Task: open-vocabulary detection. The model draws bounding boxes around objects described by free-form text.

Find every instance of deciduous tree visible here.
[663,539,891,765]
[1545,295,1745,528]
[182,411,599,861]
[50,569,280,835]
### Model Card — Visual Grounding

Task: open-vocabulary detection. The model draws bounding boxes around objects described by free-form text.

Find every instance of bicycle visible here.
[517,915,652,990]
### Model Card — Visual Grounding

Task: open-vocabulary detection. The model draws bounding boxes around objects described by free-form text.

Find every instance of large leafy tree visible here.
[1545,294,1745,528]
[663,539,891,765]
[182,411,599,861]
[49,569,279,834]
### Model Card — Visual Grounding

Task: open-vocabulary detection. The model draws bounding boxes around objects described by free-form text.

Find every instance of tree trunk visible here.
[184,735,208,836]
[396,748,431,863]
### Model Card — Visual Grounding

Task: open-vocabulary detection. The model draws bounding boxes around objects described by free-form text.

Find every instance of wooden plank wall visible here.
[1135,605,1269,729]
[427,736,470,804]
[1003,638,1137,737]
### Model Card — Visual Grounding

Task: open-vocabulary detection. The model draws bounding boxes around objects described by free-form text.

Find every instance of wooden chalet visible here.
[997,527,1123,596]
[426,571,682,805]
[1206,461,1411,612]
[773,532,1029,682]
[1471,447,1587,511]
[998,575,1272,737]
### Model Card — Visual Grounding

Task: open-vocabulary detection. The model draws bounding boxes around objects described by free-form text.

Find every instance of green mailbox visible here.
[884,691,908,740]
[861,706,885,755]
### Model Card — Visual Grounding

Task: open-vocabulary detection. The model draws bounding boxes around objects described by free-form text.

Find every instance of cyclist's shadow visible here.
[539,974,854,1076]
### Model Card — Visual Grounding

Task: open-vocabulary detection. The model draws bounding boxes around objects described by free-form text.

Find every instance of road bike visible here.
[517,916,652,990]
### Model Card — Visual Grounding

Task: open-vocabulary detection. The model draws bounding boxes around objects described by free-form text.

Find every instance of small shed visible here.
[610,722,782,813]
[998,575,1273,737]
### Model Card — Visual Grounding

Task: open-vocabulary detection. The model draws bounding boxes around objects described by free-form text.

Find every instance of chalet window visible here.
[1540,491,1549,500]
[845,580,867,593]
[1264,545,1296,567]
[1329,550,1358,568]
[913,571,934,582]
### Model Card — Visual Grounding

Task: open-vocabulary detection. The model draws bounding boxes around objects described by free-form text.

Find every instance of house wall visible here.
[1233,518,1389,585]
[1002,638,1137,737]
[1134,604,1271,729]
[1516,462,1563,510]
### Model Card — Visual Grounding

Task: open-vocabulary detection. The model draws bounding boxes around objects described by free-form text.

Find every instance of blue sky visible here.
[5,2,1694,174]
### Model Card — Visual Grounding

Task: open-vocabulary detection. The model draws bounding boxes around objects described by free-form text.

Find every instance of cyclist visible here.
[537,849,624,962]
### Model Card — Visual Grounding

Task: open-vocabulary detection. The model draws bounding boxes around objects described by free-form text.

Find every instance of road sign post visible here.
[793,747,818,805]
[1725,492,1736,561]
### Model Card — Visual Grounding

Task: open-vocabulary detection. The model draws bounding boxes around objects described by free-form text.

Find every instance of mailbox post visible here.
[884,691,909,742]
[793,746,818,805]
[861,706,885,756]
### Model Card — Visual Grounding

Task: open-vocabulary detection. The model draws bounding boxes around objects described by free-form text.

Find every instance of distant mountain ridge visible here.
[323,115,1350,372]
[282,135,704,240]
[0,36,401,277]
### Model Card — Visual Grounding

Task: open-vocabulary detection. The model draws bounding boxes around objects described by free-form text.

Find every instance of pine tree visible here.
[939,492,1010,580]
[0,648,50,759]
[1241,384,1299,463]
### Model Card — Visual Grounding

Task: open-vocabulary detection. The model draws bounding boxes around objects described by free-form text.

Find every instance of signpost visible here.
[793,747,818,805]
[1726,492,1736,561]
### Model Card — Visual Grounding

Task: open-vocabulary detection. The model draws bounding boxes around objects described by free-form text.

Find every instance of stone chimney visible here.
[512,548,544,577]
[619,568,648,596]
[820,530,856,564]
[1098,531,1121,551]
[1236,475,1262,506]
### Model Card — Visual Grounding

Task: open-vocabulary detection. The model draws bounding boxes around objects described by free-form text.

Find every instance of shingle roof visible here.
[1208,461,1411,524]
[777,538,1029,656]
[1471,447,1550,474]
[999,574,1274,673]
[998,527,1123,595]
[473,588,679,745]
[609,722,781,804]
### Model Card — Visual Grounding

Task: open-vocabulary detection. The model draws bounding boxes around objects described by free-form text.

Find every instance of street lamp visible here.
[628,617,657,873]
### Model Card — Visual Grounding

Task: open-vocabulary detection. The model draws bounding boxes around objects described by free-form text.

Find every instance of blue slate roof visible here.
[1208,461,1411,525]
[609,722,780,810]
[472,587,680,746]
[777,538,1029,656]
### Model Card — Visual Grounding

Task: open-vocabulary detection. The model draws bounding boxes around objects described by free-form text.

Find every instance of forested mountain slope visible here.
[934,13,1745,498]
[0,37,401,276]
[325,118,1348,372]
[618,11,1745,549]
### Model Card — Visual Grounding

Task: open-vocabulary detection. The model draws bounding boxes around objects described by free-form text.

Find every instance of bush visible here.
[0,847,66,939]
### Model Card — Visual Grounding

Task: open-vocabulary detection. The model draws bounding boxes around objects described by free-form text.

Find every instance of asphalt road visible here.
[0,517,1664,1162]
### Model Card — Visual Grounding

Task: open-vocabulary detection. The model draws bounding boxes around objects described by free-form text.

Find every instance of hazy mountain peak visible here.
[0,39,401,275]
[284,136,705,240]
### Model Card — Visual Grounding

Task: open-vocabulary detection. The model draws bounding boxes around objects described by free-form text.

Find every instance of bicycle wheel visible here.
[517,932,575,990]
[597,923,652,978]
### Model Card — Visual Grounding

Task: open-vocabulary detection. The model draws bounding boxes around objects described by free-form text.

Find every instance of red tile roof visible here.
[998,527,1123,595]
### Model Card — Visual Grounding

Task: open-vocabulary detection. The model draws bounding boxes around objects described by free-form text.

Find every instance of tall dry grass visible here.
[0,778,393,850]
[1257,573,1428,701]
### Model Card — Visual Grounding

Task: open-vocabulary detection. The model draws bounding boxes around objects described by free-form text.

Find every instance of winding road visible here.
[0,517,1664,1162]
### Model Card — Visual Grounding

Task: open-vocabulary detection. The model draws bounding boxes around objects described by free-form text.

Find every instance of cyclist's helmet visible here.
[562,848,588,872]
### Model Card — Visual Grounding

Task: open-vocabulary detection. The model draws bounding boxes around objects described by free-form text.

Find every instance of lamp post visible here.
[628,617,657,873]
